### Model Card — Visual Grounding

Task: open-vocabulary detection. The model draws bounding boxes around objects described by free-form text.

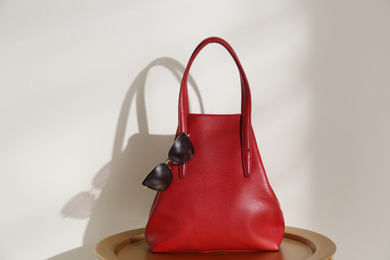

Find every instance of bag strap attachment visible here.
[178,37,252,178]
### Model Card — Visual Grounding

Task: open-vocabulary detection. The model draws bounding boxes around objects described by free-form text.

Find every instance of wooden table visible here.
[94,227,336,260]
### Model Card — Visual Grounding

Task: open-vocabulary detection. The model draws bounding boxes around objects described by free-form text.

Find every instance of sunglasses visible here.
[142,133,194,191]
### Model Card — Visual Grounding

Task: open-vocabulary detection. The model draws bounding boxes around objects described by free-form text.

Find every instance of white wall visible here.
[1,1,389,259]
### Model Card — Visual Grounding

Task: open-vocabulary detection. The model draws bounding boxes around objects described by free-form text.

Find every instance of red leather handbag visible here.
[144,37,285,252]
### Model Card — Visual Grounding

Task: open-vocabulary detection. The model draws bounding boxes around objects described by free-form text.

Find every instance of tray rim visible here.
[94,226,336,260]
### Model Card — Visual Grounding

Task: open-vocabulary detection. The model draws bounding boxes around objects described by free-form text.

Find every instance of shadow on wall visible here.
[307,1,390,259]
[48,57,204,260]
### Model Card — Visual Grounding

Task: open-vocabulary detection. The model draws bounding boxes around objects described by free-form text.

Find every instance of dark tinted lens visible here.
[142,163,173,191]
[168,133,194,164]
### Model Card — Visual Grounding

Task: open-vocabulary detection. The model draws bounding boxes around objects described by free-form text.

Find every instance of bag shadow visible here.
[48,57,204,260]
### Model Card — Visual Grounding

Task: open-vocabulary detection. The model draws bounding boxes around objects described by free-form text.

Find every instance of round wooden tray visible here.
[94,226,336,260]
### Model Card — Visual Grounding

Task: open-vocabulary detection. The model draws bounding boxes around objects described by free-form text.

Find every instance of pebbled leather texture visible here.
[145,37,285,252]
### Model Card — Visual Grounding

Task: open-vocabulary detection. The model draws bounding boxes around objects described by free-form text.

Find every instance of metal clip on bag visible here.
[145,37,285,252]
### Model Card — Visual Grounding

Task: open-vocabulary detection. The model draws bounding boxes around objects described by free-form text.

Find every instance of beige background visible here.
[1,1,389,259]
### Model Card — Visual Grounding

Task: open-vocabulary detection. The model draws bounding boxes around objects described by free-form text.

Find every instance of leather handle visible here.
[178,37,252,178]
